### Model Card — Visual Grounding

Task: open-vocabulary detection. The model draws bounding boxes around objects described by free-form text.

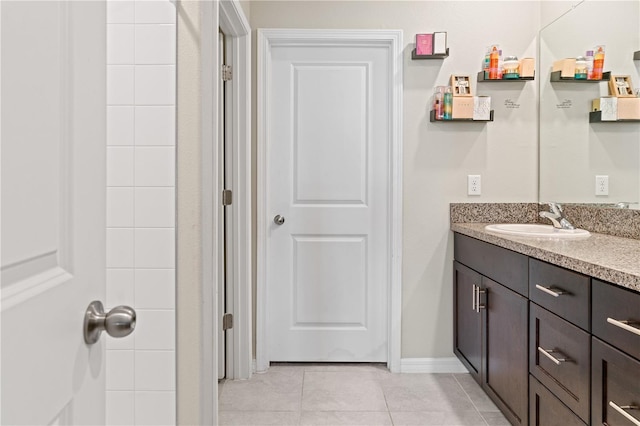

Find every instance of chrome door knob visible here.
[84,301,136,345]
[273,215,285,225]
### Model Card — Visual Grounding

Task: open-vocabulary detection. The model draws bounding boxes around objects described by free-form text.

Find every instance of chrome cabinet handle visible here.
[273,215,285,225]
[472,284,477,311]
[537,347,569,365]
[607,318,640,337]
[535,284,567,298]
[609,401,640,426]
[476,287,486,312]
[84,301,136,345]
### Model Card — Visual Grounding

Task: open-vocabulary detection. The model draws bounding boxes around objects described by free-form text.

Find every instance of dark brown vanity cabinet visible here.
[591,280,640,426]
[454,234,528,426]
[453,232,640,426]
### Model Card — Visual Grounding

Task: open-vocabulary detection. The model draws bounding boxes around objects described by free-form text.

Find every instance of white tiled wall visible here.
[106,1,176,424]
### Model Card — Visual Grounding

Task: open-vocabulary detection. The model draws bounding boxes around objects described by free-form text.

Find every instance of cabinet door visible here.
[453,261,482,383]
[592,337,640,426]
[530,375,586,426]
[483,277,529,426]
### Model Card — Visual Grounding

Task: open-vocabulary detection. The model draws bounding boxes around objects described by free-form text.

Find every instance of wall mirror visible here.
[539,0,640,209]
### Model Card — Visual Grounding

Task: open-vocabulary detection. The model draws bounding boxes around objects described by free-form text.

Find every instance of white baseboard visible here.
[400,357,468,373]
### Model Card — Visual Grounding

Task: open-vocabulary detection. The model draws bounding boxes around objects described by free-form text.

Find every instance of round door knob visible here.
[84,301,136,345]
[273,215,285,225]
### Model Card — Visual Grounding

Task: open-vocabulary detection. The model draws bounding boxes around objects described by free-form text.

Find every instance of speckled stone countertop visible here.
[451,223,640,293]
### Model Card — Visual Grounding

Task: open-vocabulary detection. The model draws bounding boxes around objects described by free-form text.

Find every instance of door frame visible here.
[219,0,253,380]
[256,29,403,373]
[176,0,251,423]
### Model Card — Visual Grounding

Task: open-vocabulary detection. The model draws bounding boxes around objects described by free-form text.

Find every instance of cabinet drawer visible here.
[529,259,590,330]
[592,337,640,426]
[592,279,640,360]
[530,375,586,426]
[454,233,528,296]
[530,303,590,422]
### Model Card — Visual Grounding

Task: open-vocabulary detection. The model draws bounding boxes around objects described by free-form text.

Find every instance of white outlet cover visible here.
[595,175,609,196]
[468,175,481,196]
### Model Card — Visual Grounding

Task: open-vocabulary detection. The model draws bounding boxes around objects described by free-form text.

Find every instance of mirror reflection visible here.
[539,1,640,208]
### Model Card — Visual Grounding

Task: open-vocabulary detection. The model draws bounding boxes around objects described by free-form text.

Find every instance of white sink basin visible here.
[485,224,590,239]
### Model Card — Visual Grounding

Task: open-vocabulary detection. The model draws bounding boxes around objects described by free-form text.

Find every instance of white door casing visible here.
[1,1,107,424]
[257,30,403,370]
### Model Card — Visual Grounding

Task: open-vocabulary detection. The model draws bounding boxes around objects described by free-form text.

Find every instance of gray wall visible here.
[250,1,540,358]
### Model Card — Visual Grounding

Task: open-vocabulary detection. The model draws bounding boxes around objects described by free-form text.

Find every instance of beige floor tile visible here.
[218,411,300,425]
[300,411,392,425]
[391,410,487,426]
[219,381,301,412]
[383,385,476,412]
[453,375,501,412]
[304,371,383,392]
[479,411,510,426]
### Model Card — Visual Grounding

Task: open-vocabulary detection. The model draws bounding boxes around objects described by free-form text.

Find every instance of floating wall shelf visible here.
[411,48,449,60]
[634,51,640,60]
[590,111,640,123]
[477,71,535,82]
[430,110,494,122]
[550,70,611,82]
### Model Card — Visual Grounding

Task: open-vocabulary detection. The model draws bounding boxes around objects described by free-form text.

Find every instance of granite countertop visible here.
[451,223,640,293]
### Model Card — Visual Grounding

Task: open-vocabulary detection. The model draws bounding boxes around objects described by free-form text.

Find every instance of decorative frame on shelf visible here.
[450,75,472,96]
[609,75,635,97]
[550,70,611,82]
[634,51,640,61]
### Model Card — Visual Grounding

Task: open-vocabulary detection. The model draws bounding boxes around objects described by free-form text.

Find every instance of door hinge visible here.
[222,64,232,81]
[222,189,233,206]
[222,313,233,331]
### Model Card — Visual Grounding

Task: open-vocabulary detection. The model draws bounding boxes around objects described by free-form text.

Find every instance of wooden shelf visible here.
[430,110,494,122]
[634,51,640,61]
[550,70,611,82]
[590,111,640,123]
[411,48,449,60]
[477,71,535,82]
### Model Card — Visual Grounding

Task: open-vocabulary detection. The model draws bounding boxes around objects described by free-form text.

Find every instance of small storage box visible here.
[452,97,474,119]
[553,58,576,78]
[617,97,640,119]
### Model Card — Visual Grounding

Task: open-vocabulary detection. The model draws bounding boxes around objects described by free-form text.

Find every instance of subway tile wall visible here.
[106,1,176,424]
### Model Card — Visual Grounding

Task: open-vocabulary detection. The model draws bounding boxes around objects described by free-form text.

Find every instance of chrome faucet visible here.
[539,202,575,230]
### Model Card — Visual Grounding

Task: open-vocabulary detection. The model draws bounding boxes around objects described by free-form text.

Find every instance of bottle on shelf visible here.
[503,56,520,79]
[443,86,453,120]
[592,45,605,80]
[483,46,491,78]
[433,86,446,120]
[497,50,504,79]
[585,50,594,79]
[574,56,588,80]
[489,45,499,79]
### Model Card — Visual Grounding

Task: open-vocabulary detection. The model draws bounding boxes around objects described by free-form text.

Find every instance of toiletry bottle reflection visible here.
[443,86,453,120]
[592,46,605,80]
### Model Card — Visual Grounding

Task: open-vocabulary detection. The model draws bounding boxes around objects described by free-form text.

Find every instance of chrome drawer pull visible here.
[607,318,640,337]
[476,287,486,313]
[472,284,476,311]
[537,347,569,365]
[609,401,640,426]
[535,284,567,298]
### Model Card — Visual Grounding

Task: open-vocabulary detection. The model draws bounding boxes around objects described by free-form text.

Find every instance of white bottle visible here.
[585,50,594,80]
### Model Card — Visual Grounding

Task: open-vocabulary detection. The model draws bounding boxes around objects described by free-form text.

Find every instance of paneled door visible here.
[261,30,401,362]
[1,2,107,424]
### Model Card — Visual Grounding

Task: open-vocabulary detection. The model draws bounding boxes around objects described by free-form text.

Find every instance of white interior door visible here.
[1,1,107,424]
[265,34,392,362]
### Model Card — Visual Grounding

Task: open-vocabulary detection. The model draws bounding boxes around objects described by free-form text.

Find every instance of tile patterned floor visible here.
[218,364,510,426]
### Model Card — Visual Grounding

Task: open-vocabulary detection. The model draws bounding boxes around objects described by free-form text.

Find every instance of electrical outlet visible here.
[468,175,481,195]
[595,175,609,196]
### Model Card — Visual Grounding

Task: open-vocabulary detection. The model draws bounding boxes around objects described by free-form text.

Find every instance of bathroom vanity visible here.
[452,223,640,426]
